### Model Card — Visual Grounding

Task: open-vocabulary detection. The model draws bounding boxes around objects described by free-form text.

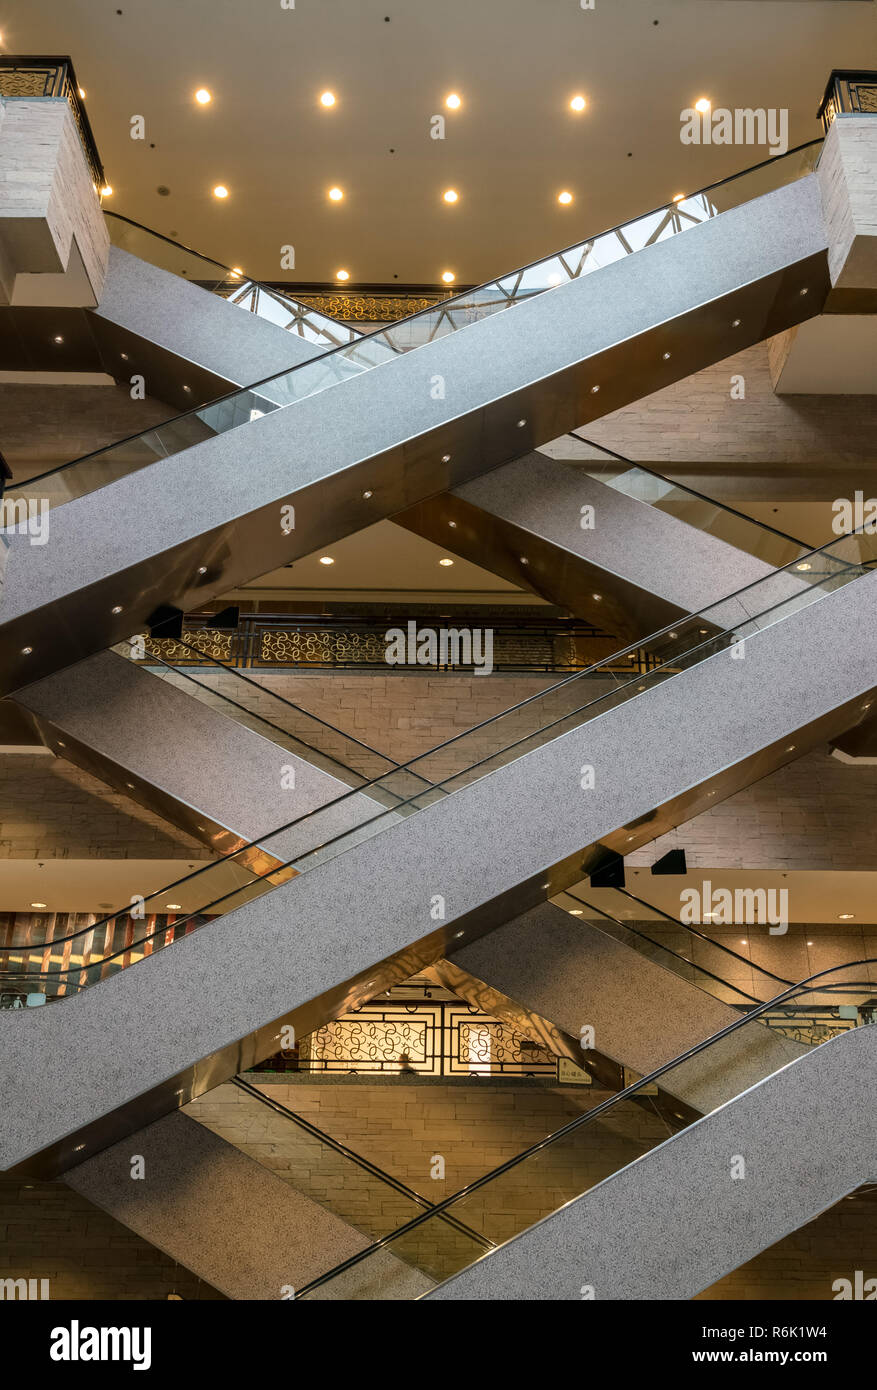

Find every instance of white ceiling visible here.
[7,0,875,284]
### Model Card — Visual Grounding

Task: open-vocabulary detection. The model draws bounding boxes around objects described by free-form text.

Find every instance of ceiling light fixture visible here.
[21,647,32,655]
[212,184,229,199]
[796,562,812,572]
[838,913,855,920]
[78,87,86,99]
[30,902,47,909]
[557,190,573,205]
[319,556,335,565]
[195,88,212,105]
[441,453,451,463]
[100,184,113,197]
[441,270,455,283]
[570,95,586,112]
[695,97,711,113]
[442,188,459,204]
[320,91,336,107]
[362,489,373,499]
[439,558,454,567]
[672,193,686,203]
[335,268,350,281]
[230,267,243,277]
[53,335,64,345]
[328,186,344,201]
[111,605,123,615]
[445,93,462,110]
[166,904,182,911]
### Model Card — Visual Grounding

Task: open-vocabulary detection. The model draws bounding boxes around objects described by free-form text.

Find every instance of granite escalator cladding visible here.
[0,136,832,693]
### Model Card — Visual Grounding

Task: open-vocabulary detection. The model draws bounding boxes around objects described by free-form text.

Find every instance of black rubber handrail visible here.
[3,522,872,973]
[20,138,823,489]
[291,959,877,1298]
[231,1077,493,1253]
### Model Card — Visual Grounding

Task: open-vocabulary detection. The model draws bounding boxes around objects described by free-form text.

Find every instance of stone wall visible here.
[0,1177,223,1300]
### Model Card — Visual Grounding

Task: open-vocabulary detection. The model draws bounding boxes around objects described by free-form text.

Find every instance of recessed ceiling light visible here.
[731,318,742,327]
[196,566,208,575]
[21,647,32,655]
[441,453,451,463]
[230,267,243,277]
[441,270,455,283]
[557,190,573,205]
[78,87,86,99]
[320,90,336,107]
[362,489,373,499]
[111,605,123,615]
[445,93,462,110]
[328,186,344,201]
[100,184,113,197]
[442,188,459,204]
[439,557,454,567]
[695,97,711,113]
[212,184,229,199]
[590,384,600,393]
[448,520,457,528]
[569,908,583,915]
[166,903,182,910]
[591,593,602,601]
[319,555,335,565]
[662,351,671,360]
[335,268,350,281]
[796,562,812,572]
[30,902,47,909]
[195,88,212,104]
[838,913,855,920]
[53,335,64,344]
[516,418,527,427]
[672,193,686,203]
[570,95,586,112]
[182,384,191,393]
[786,745,796,752]
[799,287,809,296]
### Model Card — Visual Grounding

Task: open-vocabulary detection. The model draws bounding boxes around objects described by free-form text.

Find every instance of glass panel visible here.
[112,634,400,785]
[298,962,877,1298]
[549,432,810,570]
[10,140,823,511]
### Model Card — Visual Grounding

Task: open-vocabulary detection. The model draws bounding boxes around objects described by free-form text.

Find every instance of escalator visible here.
[0,140,829,693]
[290,963,877,1300]
[1,522,876,1176]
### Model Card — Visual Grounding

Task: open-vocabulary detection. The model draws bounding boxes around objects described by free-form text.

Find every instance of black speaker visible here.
[147,605,184,640]
[651,848,687,876]
[207,606,240,630]
[589,853,625,889]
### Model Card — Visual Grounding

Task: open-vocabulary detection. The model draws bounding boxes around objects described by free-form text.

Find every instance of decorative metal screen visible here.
[296,998,558,1077]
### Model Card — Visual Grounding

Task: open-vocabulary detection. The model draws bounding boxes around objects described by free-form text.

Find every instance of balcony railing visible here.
[0,55,105,188]
[138,611,660,675]
[818,68,877,131]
